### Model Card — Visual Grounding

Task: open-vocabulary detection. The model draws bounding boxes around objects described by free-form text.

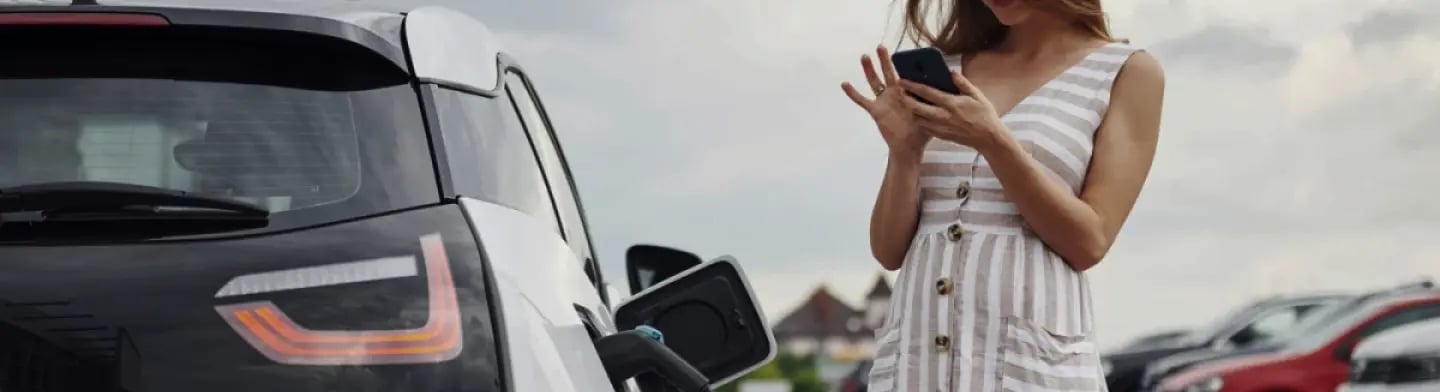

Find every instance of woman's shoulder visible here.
[1107,49,1165,112]
[1115,49,1164,86]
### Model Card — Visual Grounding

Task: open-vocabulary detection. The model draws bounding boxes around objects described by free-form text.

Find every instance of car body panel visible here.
[459,198,616,392]
[0,206,506,391]
[1139,342,1284,390]
[1158,352,1292,390]
[7,0,409,43]
[404,5,504,94]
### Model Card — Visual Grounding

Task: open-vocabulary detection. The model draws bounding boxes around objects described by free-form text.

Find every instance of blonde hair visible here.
[901,0,1123,54]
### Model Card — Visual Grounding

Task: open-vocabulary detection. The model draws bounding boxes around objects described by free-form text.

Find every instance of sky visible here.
[405,0,1440,349]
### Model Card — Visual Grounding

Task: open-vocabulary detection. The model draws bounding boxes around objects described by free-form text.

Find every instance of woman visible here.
[840,0,1165,390]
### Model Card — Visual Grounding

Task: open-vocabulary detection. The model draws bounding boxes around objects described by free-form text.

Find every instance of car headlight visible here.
[1180,377,1224,392]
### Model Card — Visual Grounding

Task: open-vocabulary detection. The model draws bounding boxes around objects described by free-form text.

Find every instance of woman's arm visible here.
[977,52,1166,271]
[843,46,933,271]
[869,151,924,271]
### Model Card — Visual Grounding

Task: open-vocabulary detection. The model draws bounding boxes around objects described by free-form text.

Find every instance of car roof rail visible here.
[1391,278,1434,292]
[1353,279,1436,303]
[1336,278,1428,305]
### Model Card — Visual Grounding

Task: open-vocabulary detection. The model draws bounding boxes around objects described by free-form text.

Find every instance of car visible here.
[1337,318,1440,392]
[1139,280,1436,391]
[1155,287,1440,392]
[834,359,872,392]
[1116,329,1193,352]
[1102,293,1347,391]
[0,2,775,392]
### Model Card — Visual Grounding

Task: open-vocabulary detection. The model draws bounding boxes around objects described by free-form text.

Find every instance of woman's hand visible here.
[842,45,931,158]
[898,72,1008,153]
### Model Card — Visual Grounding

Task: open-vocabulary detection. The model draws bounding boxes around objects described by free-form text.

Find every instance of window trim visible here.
[423,83,564,235]
[499,80,568,241]
[502,68,609,305]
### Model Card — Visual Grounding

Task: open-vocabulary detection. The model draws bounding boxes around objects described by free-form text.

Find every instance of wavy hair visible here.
[901,0,1120,54]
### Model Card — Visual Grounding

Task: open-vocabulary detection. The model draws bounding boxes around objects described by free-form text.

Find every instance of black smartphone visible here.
[890,47,962,103]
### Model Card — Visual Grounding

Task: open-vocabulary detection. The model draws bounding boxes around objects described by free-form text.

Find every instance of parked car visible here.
[834,359,872,392]
[1140,280,1436,391]
[1117,329,1194,352]
[1338,318,1440,391]
[1103,293,1347,391]
[1155,288,1440,392]
[0,2,774,392]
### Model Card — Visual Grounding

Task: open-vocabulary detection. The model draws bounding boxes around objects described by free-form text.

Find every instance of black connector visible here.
[594,330,710,392]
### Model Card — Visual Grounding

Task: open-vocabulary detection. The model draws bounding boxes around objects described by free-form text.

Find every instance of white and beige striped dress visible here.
[867,42,1142,392]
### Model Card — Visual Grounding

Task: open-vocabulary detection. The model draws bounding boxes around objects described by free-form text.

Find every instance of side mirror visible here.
[626,244,703,295]
[612,256,776,388]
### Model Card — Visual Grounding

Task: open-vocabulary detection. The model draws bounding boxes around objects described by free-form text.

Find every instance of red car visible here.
[1158,290,1440,392]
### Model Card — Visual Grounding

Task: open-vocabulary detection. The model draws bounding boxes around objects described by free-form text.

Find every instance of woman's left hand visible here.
[897,72,1007,152]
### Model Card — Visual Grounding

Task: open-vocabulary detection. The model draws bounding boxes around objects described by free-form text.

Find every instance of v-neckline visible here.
[956,42,1115,119]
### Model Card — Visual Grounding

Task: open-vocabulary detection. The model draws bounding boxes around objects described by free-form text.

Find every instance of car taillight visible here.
[0,12,170,26]
[213,234,463,365]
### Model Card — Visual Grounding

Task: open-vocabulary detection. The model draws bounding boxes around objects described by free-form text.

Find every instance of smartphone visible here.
[890,47,962,103]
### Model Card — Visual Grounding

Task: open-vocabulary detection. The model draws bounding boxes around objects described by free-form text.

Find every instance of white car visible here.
[0,1,775,391]
[1338,318,1440,392]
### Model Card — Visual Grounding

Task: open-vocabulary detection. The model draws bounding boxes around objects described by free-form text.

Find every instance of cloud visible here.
[1151,24,1299,77]
[1348,10,1426,49]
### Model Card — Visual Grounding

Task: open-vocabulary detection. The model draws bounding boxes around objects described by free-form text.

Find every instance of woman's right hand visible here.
[842,45,931,158]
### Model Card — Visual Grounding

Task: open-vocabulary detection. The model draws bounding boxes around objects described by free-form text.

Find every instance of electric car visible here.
[0,1,775,391]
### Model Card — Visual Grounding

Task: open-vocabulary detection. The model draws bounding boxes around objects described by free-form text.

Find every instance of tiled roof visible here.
[865,273,892,299]
[773,285,871,341]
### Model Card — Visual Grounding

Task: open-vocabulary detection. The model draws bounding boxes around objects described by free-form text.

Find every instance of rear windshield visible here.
[0,79,365,211]
[0,25,437,237]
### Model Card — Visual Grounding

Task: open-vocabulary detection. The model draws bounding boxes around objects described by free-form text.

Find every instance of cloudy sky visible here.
[417,0,1440,349]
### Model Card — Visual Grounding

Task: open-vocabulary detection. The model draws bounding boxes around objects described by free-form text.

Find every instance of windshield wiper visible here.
[0,181,269,239]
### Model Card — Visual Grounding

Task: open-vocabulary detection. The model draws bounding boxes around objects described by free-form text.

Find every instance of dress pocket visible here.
[996,316,1105,392]
[866,327,901,392]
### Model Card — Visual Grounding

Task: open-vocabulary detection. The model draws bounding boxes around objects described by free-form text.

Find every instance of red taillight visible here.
[0,12,170,26]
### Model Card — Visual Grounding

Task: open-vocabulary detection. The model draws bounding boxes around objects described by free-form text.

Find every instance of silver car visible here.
[1339,318,1440,392]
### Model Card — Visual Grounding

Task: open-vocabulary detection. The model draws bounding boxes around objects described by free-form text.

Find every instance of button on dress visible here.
[867,42,1142,392]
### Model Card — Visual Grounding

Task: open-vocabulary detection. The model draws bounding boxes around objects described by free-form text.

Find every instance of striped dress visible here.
[867,42,1142,392]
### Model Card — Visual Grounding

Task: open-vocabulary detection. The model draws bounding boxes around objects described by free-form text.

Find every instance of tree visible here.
[714,351,830,392]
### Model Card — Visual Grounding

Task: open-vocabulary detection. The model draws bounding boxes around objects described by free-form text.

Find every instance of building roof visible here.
[865,273,891,300]
[773,285,871,342]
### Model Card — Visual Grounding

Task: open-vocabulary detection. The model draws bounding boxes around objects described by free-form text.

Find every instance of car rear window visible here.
[0,24,437,237]
[0,79,364,212]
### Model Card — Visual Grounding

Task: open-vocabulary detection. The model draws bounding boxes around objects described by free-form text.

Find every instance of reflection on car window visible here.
[0,79,367,213]
[1246,308,1301,341]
